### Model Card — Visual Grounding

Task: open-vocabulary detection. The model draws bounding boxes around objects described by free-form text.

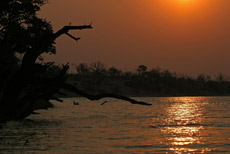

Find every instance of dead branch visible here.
[21,24,92,67]
[53,24,93,39]
[65,32,80,41]
[61,83,152,106]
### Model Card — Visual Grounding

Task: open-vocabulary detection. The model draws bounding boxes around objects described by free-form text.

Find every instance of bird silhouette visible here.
[73,101,79,105]
[101,101,108,105]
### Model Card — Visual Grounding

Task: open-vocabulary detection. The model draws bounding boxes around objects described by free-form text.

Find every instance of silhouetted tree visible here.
[137,65,147,75]
[216,73,226,83]
[89,61,106,90]
[0,0,151,123]
[107,66,122,78]
[74,63,90,77]
[90,61,106,76]
[197,74,208,83]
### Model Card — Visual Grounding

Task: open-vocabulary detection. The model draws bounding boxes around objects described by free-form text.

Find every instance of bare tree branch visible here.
[61,83,152,106]
[65,32,80,41]
[21,24,92,68]
[53,24,93,39]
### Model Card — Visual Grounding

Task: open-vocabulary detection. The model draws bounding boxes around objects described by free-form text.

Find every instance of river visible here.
[0,97,230,153]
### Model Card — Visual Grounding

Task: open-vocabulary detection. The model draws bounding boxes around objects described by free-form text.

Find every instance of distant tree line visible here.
[49,62,230,97]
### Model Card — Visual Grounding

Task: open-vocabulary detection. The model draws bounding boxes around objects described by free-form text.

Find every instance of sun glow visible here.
[179,0,192,2]
[176,0,194,4]
[172,0,201,9]
[173,0,199,8]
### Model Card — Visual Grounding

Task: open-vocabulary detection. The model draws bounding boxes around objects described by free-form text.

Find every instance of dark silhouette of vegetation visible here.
[0,0,150,123]
[71,63,230,97]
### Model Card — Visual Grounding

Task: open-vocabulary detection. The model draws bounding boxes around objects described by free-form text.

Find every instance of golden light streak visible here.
[160,97,212,153]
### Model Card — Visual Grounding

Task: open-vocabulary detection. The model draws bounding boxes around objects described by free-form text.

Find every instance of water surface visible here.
[0,97,230,153]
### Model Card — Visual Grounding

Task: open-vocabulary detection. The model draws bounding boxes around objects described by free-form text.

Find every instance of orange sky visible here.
[40,0,230,77]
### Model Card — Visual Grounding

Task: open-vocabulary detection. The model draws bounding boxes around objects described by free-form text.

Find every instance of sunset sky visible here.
[40,0,230,77]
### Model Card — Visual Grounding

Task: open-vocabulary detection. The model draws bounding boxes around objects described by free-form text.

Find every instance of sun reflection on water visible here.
[161,97,211,153]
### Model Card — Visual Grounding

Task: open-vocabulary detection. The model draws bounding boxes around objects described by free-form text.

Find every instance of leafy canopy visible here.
[0,0,55,60]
